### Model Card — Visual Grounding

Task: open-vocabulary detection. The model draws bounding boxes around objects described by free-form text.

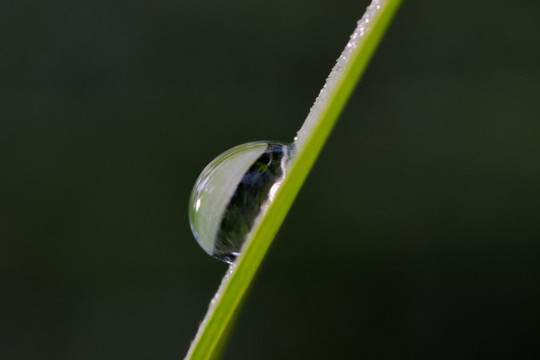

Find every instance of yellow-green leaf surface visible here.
[185,1,402,358]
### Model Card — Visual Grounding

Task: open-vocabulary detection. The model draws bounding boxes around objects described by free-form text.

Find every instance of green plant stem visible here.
[185,1,402,358]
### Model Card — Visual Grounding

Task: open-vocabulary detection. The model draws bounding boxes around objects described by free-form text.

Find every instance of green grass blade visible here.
[185,1,402,358]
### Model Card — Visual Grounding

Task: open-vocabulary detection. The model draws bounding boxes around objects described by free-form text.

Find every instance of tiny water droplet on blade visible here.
[189,141,291,263]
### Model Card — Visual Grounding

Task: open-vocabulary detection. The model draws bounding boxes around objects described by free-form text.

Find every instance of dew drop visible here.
[189,141,291,263]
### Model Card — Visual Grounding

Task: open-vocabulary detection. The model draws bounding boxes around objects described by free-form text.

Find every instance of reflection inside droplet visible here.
[189,141,291,263]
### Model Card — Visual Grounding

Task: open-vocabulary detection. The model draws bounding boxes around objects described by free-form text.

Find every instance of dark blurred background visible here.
[1,0,539,358]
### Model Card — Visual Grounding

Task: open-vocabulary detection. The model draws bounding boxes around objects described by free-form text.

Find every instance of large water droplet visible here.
[189,141,291,263]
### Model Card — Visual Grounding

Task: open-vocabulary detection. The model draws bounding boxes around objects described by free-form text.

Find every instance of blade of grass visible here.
[185,1,402,358]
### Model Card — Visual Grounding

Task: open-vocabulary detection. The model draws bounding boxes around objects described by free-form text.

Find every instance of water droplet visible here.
[189,141,291,263]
